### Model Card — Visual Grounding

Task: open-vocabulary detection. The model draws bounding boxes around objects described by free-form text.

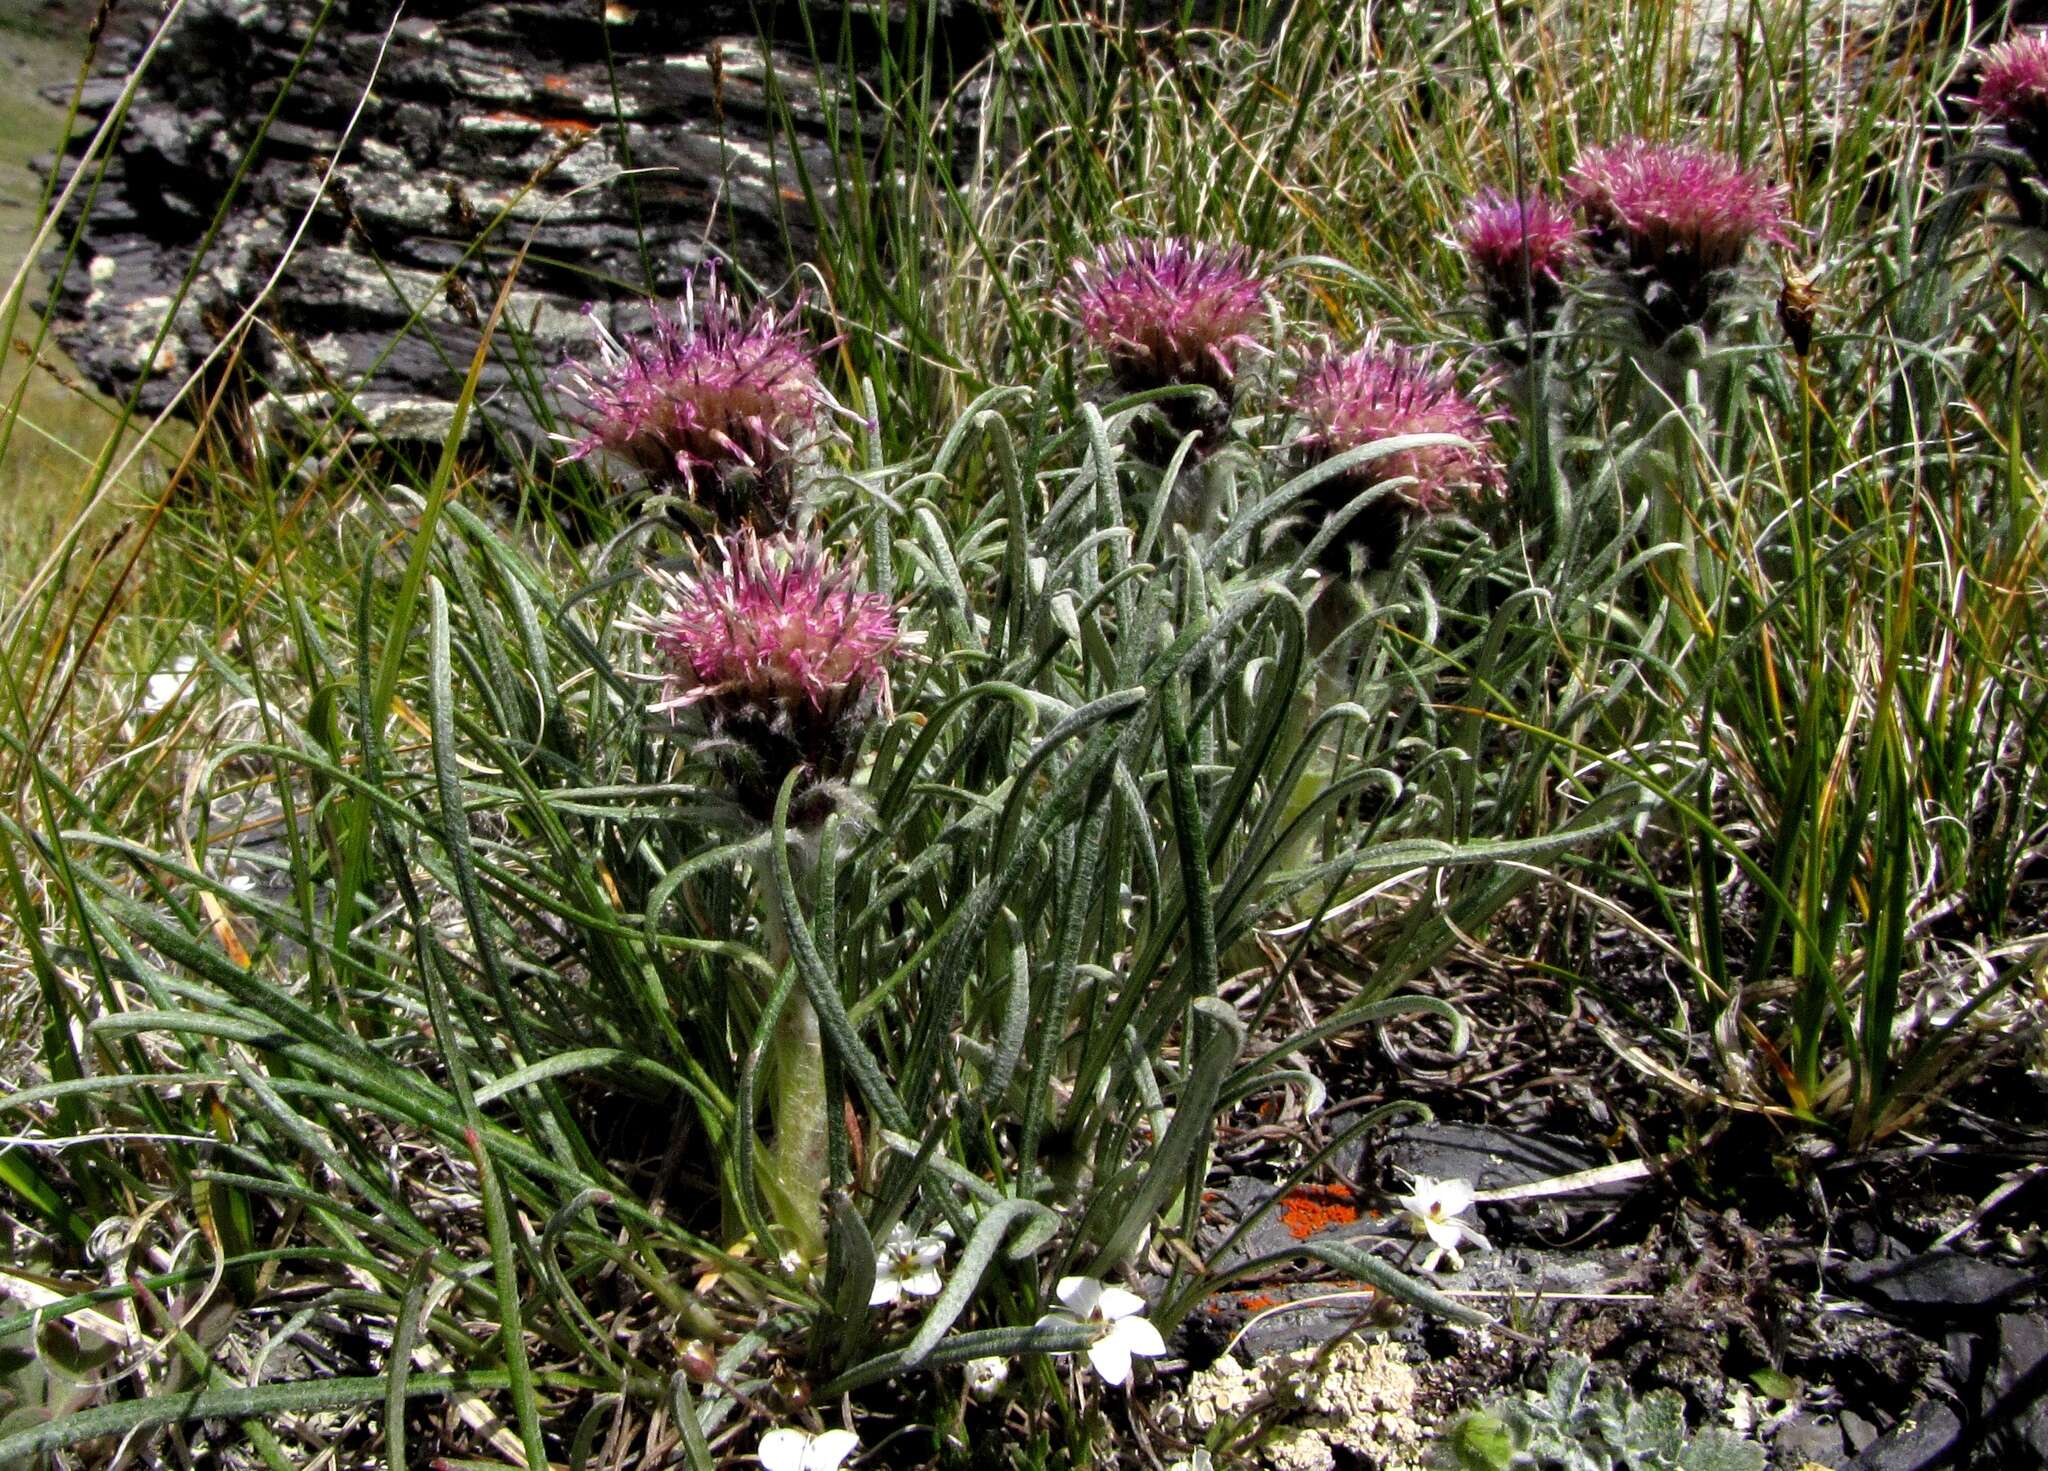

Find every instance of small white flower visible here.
[1396,1175,1490,1273]
[758,1427,859,1471]
[869,1223,946,1307]
[138,656,198,717]
[1035,1275,1167,1388]
[963,1355,1010,1397]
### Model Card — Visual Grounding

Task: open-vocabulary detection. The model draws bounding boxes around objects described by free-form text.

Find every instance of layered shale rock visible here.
[41,0,995,446]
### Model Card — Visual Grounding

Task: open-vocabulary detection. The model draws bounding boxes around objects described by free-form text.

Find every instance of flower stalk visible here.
[753,844,831,1259]
[638,531,907,1261]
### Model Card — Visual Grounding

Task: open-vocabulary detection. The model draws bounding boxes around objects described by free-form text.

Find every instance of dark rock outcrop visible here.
[40,0,997,448]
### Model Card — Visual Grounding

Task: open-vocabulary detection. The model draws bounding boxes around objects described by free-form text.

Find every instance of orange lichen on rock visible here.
[478,110,597,140]
[1278,1182,1358,1240]
[1238,1293,1279,1312]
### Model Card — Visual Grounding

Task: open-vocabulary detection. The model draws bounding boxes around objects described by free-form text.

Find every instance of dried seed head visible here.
[1778,268,1820,357]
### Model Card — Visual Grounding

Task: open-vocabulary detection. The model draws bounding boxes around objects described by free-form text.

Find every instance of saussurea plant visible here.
[1288,334,1507,576]
[1065,235,1270,464]
[1563,138,1795,582]
[562,267,828,531]
[1457,189,1583,365]
[0,346,1669,1465]
[633,528,909,1254]
[6,0,2048,1460]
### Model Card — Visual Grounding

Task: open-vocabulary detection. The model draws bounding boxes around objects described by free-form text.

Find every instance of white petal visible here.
[1055,1276,1104,1317]
[1109,1315,1166,1359]
[759,1429,810,1471]
[965,1356,1010,1394]
[880,1223,916,1252]
[1462,1226,1491,1252]
[1425,1217,1465,1252]
[908,1241,946,1269]
[1035,1310,1078,1333]
[899,1265,944,1298]
[1418,1247,1446,1273]
[1095,1285,1149,1322]
[806,1430,860,1471]
[868,1274,903,1308]
[1086,1334,1134,1387]
[1431,1178,1476,1216]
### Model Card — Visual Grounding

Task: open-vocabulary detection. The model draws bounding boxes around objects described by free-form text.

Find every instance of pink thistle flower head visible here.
[1291,337,1505,573]
[1457,189,1581,349]
[1066,236,1269,397]
[564,269,823,524]
[1567,138,1791,338]
[1568,139,1792,263]
[648,531,904,819]
[1972,31,2048,130]
[1971,32,2048,191]
[1292,339,1506,514]
[1458,190,1582,293]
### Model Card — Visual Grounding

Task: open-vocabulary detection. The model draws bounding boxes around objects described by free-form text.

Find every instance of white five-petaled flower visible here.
[963,1355,1011,1397]
[758,1427,859,1471]
[1397,1174,1490,1273]
[1035,1275,1167,1387]
[869,1223,947,1308]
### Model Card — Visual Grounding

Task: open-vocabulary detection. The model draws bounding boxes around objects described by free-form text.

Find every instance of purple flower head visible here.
[1457,190,1582,350]
[1567,139,1791,340]
[647,530,904,819]
[1067,236,1268,397]
[565,270,823,526]
[1459,190,1581,293]
[1971,32,2048,206]
[1972,31,2048,132]
[1291,337,1506,572]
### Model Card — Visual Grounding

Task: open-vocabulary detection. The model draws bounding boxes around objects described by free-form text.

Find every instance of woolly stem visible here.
[753,845,830,1261]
